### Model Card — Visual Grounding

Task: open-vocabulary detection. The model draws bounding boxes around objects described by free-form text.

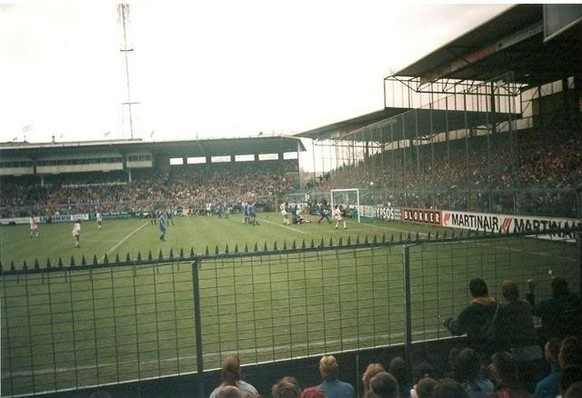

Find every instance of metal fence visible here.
[1,228,580,397]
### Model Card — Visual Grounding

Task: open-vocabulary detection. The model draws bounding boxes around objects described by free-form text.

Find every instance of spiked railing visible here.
[1,227,579,276]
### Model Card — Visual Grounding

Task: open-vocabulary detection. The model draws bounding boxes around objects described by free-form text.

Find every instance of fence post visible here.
[192,258,205,398]
[402,244,412,359]
[578,231,582,296]
[577,187,581,295]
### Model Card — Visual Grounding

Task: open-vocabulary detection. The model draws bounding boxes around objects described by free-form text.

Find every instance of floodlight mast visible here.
[118,4,140,140]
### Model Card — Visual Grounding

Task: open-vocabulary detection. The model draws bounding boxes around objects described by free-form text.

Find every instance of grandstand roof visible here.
[297,4,582,142]
[0,136,306,160]
[397,4,582,88]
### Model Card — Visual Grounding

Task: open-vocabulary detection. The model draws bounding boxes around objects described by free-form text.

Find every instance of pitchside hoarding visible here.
[1,214,91,225]
[399,207,580,243]
[359,205,401,220]
[401,208,442,225]
[441,210,581,243]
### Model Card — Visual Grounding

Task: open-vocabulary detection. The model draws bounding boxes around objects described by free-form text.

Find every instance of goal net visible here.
[330,188,361,223]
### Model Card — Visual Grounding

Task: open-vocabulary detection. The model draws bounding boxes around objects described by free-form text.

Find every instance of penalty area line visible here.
[101,221,150,261]
[260,217,307,234]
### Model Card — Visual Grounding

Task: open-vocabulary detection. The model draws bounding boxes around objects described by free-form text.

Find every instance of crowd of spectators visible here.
[307,127,581,217]
[0,160,299,218]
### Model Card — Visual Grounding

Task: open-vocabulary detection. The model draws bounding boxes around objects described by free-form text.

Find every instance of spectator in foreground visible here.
[501,279,546,391]
[219,386,243,398]
[485,351,532,397]
[559,336,582,370]
[444,278,510,361]
[318,355,356,398]
[361,363,385,398]
[453,348,494,398]
[409,376,437,398]
[369,371,400,398]
[564,380,582,398]
[209,353,259,398]
[500,280,538,350]
[388,356,411,398]
[272,376,301,398]
[533,337,562,398]
[301,386,327,398]
[432,378,469,398]
[556,335,582,397]
[526,277,582,343]
[559,366,582,398]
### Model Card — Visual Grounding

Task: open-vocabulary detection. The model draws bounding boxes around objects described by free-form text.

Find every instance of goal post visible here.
[330,188,361,223]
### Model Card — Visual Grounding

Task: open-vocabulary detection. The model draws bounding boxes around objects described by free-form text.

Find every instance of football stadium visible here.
[1,4,582,398]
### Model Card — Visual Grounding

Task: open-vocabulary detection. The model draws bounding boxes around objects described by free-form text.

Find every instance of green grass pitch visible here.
[1,212,442,268]
[1,213,578,395]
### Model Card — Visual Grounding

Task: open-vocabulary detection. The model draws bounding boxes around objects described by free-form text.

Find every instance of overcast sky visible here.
[0,1,513,144]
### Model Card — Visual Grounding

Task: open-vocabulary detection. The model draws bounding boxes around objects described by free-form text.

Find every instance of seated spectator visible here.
[501,280,546,391]
[219,386,243,398]
[209,353,259,398]
[272,376,301,398]
[559,336,582,369]
[444,278,510,361]
[410,360,438,384]
[410,376,437,398]
[565,380,582,398]
[500,280,538,349]
[317,355,356,398]
[533,337,562,398]
[485,351,532,397]
[526,277,582,343]
[557,335,582,395]
[432,378,469,398]
[443,347,461,379]
[361,363,386,398]
[301,386,326,398]
[559,366,582,398]
[369,371,399,398]
[388,356,411,398]
[454,348,495,398]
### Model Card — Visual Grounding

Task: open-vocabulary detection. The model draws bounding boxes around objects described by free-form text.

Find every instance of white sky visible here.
[0,1,514,144]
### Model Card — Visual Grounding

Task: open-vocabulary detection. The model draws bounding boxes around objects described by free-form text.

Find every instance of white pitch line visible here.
[259,217,307,234]
[100,221,149,261]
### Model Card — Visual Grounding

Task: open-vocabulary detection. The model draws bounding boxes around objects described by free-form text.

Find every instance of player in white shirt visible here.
[280,201,289,225]
[29,214,40,238]
[332,205,347,229]
[72,219,81,247]
[96,211,103,230]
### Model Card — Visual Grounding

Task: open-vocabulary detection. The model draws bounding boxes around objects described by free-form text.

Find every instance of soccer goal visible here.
[330,188,361,223]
